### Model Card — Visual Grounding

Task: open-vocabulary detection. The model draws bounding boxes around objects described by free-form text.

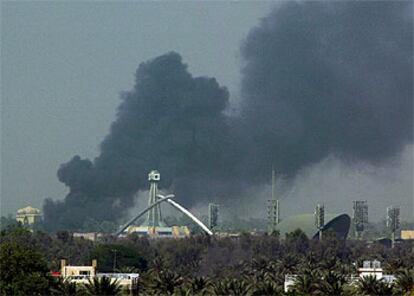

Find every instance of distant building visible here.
[400,230,414,240]
[61,259,97,278]
[72,232,103,241]
[15,206,42,225]
[284,260,395,292]
[126,225,190,238]
[59,259,139,292]
[356,260,395,283]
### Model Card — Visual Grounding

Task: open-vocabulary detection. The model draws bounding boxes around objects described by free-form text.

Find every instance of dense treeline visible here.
[1,222,414,295]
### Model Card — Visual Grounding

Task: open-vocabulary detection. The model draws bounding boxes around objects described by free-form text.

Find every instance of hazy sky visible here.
[1,1,412,221]
[1,1,273,215]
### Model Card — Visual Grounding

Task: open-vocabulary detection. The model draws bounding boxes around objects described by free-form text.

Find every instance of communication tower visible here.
[353,200,368,239]
[386,206,400,246]
[267,167,280,234]
[208,203,219,231]
[314,204,325,240]
[142,170,166,227]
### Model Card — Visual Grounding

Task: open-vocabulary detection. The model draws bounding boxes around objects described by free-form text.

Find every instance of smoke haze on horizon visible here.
[42,1,413,230]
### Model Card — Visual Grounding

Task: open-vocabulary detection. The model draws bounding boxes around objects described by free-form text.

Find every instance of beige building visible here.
[15,206,42,225]
[73,232,102,241]
[126,225,190,238]
[59,259,139,293]
[61,259,97,278]
[401,230,414,240]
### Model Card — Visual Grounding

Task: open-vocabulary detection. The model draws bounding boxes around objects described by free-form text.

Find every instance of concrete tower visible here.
[142,170,166,227]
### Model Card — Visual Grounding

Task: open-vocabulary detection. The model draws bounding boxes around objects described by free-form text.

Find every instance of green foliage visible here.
[0,215,20,232]
[317,270,350,296]
[394,269,414,295]
[82,276,122,296]
[291,269,321,295]
[185,276,212,295]
[140,269,184,295]
[154,237,204,274]
[285,228,309,253]
[0,240,54,295]
[50,278,80,296]
[211,278,252,295]
[2,222,414,295]
[354,275,394,296]
[88,243,147,272]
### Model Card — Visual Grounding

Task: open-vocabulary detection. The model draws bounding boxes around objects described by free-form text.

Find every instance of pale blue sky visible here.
[1,1,273,215]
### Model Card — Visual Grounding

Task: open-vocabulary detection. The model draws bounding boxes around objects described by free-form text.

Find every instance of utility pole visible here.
[314,204,325,240]
[387,206,400,248]
[112,249,117,272]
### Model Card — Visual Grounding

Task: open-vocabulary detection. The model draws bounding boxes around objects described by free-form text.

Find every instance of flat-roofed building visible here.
[401,230,414,240]
[72,232,102,241]
[126,225,190,238]
[59,259,139,292]
[61,259,97,278]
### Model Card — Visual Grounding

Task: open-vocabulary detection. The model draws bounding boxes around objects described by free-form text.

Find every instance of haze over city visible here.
[1,1,412,226]
[2,2,414,295]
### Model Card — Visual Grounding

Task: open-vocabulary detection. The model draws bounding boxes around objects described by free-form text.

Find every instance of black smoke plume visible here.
[237,0,413,184]
[44,1,412,230]
[44,53,235,230]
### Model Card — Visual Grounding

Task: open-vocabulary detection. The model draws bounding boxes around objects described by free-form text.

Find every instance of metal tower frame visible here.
[267,167,280,234]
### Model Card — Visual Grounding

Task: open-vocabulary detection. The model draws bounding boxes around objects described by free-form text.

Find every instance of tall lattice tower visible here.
[267,168,280,234]
[314,203,325,240]
[142,170,166,227]
[208,203,219,231]
[386,206,400,246]
[353,200,368,239]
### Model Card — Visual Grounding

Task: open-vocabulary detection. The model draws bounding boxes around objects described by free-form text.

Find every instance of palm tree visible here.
[385,257,405,274]
[211,278,252,295]
[278,253,300,273]
[251,280,282,296]
[354,275,394,296]
[115,266,139,273]
[291,269,321,295]
[185,276,211,295]
[82,276,122,296]
[316,270,349,296]
[51,278,79,296]
[394,269,414,296]
[146,270,183,295]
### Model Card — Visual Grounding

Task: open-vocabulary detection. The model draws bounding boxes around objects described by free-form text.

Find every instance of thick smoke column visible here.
[44,1,412,230]
[238,1,413,183]
[44,53,234,230]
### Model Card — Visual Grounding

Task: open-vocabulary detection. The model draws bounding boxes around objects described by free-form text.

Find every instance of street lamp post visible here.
[111,249,117,272]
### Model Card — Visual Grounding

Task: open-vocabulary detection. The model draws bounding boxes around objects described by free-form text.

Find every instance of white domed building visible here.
[16,206,42,225]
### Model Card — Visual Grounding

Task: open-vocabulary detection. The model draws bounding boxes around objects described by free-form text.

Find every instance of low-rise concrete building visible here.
[59,259,139,293]
[126,225,190,238]
[284,260,395,292]
[401,230,414,240]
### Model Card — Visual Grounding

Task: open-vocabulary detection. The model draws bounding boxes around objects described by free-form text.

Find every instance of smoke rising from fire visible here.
[44,1,413,230]
[237,1,413,183]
